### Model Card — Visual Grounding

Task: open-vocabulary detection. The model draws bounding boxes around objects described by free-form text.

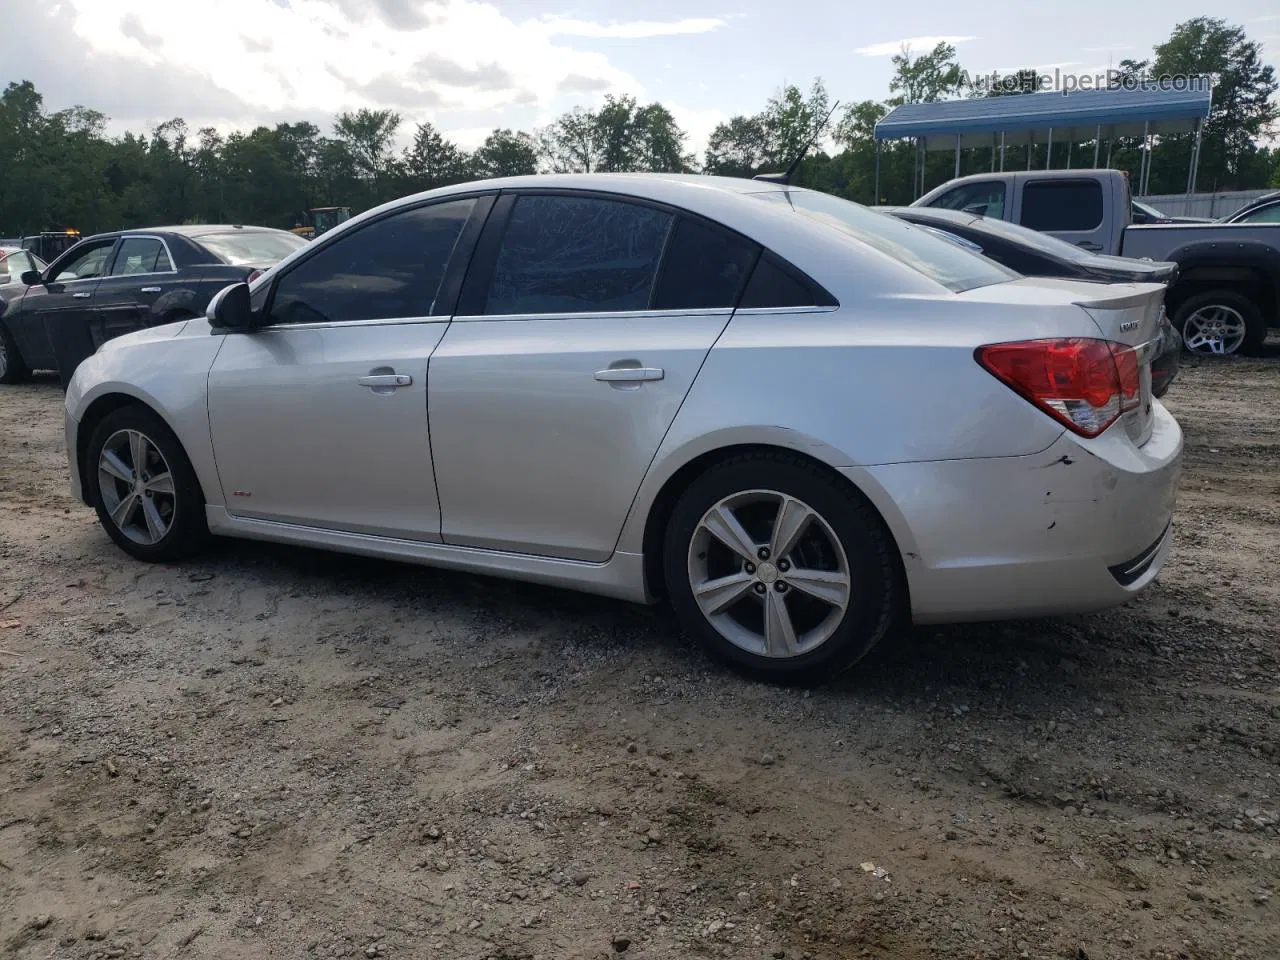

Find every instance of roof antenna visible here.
[753,100,841,184]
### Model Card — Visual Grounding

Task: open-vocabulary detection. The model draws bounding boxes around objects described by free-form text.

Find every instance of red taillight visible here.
[976,338,1140,438]
[246,269,263,284]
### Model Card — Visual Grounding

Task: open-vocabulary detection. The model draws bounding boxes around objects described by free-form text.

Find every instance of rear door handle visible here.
[594,366,664,383]
[72,292,92,299]
[140,286,161,293]
[357,373,413,388]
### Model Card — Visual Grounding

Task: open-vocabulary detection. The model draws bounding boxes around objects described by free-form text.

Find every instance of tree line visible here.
[0,16,1275,237]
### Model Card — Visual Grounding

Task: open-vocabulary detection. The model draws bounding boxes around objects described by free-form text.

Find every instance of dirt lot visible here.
[2,349,1278,960]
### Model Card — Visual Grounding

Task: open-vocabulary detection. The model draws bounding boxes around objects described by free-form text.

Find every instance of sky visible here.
[3,0,1278,156]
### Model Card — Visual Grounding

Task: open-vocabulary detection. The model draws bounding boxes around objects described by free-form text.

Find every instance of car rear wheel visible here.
[663,452,899,684]
[1174,291,1266,357]
[0,321,31,384]
[87,406,209,562]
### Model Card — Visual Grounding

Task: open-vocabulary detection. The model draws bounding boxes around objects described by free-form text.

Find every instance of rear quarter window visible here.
[1020,181,1104,232]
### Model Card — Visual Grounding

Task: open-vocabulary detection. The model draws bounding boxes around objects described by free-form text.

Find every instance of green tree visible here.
[703,115,768,177]
[888,42,965,105]
[1149,17,1278,191]
[473,128,539,179]
[333,108,402,182]
[402,122,470,189]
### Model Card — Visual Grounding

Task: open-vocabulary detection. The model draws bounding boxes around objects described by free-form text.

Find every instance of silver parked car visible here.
[62,175,1183,682]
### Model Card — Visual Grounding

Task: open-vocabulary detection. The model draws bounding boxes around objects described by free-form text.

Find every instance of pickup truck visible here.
[913,169,1280,355]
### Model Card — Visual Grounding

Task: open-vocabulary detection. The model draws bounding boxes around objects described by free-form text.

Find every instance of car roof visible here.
[80,224,296,243]
[274,173,967,304]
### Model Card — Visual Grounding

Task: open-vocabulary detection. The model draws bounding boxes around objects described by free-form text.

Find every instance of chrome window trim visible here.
[255,315,452,332]
[107,234,180,278]
[452,307,736,323]
[733,305,840,316]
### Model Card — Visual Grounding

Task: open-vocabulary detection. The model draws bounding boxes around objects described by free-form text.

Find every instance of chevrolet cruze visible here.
[63,174,1183,682]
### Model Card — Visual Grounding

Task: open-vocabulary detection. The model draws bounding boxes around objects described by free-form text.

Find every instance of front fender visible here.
[67,331,227,509]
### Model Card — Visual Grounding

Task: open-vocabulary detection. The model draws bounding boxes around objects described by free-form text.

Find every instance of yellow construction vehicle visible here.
[289,206,352,240]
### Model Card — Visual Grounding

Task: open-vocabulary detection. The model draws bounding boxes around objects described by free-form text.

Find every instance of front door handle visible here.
[1076,241,1103,251]
[594,366,664,383]
[140,286,161,293]
[72,292,92,299]
[357,373,413,388]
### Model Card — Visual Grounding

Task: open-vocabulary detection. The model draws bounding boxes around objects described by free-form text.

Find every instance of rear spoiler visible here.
[1064,284,1167,310]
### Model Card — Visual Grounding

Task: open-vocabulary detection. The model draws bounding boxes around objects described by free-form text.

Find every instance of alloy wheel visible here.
[0,336,8,378]
[687,490,851,658]
[96,429,177,545]
[1182,305,1247,355]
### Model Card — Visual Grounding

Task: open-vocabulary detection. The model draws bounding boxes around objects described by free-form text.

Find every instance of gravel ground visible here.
[2,347,1278,960]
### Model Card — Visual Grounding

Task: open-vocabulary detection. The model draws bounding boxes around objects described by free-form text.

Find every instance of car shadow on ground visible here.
[200,534,1133,715]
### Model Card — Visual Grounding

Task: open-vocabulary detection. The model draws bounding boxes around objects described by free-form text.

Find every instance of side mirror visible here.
[961,203,989,216]
[20,270,41,286]
[206,282,257,332]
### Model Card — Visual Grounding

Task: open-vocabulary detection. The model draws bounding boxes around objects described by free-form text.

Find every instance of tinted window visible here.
[110,238,168,276]
[652,217,758,309]
[50,242,114,282]
[753,189,1016,293]
[739,255,826,308]
[199,231,308,265]
[1236,202,1280,224]
[485,195,672,315]
[930,181,1007,219]
[269,199,476,325]
[1020,181,1104,232]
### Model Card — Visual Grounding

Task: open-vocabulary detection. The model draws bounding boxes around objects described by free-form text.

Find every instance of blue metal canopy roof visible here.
[875,81,1212,149]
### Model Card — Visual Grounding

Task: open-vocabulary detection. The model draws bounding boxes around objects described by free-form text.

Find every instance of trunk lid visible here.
[1071,282,1166,447]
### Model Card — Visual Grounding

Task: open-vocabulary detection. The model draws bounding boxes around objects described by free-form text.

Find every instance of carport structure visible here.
[873,80,1212,200]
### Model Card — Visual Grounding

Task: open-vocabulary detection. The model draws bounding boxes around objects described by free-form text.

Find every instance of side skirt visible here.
[205,506,654,603]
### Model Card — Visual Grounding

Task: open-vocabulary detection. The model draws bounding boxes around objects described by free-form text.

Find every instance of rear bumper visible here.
[849,401,1183,623]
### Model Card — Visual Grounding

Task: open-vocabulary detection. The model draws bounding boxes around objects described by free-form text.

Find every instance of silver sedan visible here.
[63,174,1183,682]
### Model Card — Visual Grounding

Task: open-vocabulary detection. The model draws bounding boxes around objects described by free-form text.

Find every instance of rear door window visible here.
[483,195,672,315]
[1020,181,1104,232]
[109,238,169,276]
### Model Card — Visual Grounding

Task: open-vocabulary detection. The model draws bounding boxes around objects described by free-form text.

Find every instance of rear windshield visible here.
[752,189,1017,293]
[951,213,1097,263]
[198,231,308,266]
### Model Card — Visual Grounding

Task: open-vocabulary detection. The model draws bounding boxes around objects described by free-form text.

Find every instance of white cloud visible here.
[854,35,977,57]
[52,0,727,139]
[1080,45,1133,53]
[540,17,727,39]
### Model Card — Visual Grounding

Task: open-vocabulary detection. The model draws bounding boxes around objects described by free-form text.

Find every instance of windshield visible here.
[198,231,309,265]
[753,189,1017,293]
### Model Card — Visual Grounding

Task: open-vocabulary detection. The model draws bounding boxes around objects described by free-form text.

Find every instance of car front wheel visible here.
[87,406,209,562]
[663,452,900,684]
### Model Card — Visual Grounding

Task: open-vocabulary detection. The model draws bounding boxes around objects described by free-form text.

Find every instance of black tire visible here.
[0,320,31,384]
[663,452,900,685]
[86,405,210,562]
[1173,290,1267,357]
